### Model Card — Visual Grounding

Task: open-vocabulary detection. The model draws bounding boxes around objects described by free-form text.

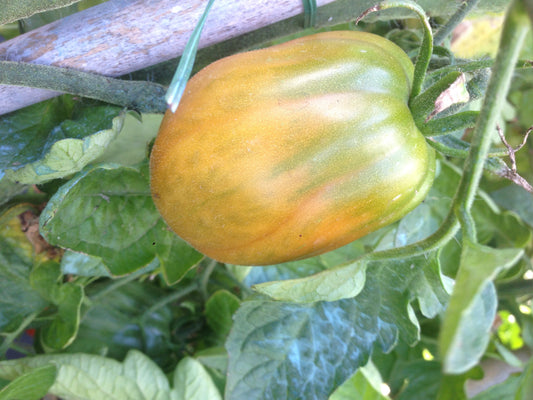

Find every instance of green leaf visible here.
[473,197,532,249]
[205,290,240,342]
[60,250,111,277]
[39,163,202,278]
[440,241,523,374]
[171,357,222,400]
[391,360,442,400]
[29,260,84,350]
[226,275,420,400]
[0,207,48,332]
[255,252,450,320]
[0,350,170,400]
[0,98,71,171]
[195,347,228,375]
[515,357,533,400]
[469,375,522,400]
[253,259,367,302]
[0,175,27,208]
[66,280,180,369]
[329,361,390,400]
[436,367,484,400]
[42,283,84,351]
[156,231,204,285]
[0,364,57,400]
[3,102,125,184]
[491,185,533,229]
[94,113,162,167]
[0,0,84,25]
[0,350,223,400]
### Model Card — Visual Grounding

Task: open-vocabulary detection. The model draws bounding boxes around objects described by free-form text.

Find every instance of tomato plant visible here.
[1,0,533,399]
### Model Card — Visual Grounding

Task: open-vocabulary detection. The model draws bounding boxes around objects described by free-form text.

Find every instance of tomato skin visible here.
[150,31,435,266]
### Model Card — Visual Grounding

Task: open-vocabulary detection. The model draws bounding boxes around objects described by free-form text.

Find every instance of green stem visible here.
[90,266,153,303]
[368,209,460,261]
[433,0,481,45]
[199,259,218,300]
[0,61,167,113]
[141,285,197,320]
[0,311,38,358]
[452,0,530,241]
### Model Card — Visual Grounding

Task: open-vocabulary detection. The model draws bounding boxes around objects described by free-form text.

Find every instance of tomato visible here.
[150,31,435,266]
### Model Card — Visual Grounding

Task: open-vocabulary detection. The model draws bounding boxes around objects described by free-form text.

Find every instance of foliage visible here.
[1,0,533,399]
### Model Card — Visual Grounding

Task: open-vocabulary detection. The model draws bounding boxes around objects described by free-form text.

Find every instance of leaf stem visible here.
[199,259,218,300]
[451,0,530,241]
[367,209,460,261]
[141,285,197,320]
[433,0,481,45]
[0,61,167,112]
[0,311,38,358]
[89,266,154,303]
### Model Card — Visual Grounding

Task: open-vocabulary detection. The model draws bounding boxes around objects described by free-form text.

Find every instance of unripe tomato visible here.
[150,31,435,266]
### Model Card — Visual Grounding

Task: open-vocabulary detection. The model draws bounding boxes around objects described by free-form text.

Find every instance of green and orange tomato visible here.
[150,31,435,265]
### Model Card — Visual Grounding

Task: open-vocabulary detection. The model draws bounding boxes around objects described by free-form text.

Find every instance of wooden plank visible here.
[0,0,336,115]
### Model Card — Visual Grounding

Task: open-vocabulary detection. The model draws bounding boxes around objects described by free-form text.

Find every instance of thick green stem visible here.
[0,61,167,113]
[452,0,530,240]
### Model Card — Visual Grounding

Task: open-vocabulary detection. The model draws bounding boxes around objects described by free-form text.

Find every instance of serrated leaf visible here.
[205,290,240,342]
[226,271,421,400]
[0,350,171,400]
[3,103,125,184]
[39,163,202,278]
[171,357,222,400]
[440,241,523,374]
[0,364,57,400]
